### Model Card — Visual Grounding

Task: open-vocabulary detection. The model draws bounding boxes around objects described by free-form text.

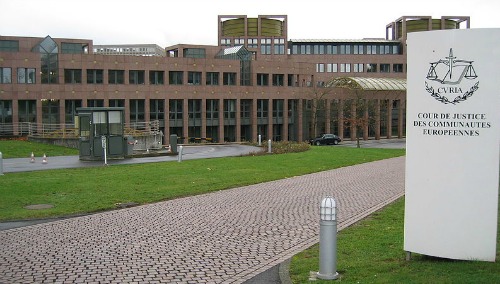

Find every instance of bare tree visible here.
[304,84,335,139]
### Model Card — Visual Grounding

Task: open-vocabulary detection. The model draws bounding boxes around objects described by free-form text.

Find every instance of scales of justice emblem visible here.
[425,48,479,105]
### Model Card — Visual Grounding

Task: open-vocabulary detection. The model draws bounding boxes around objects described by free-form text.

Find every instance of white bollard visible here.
[317,196,339,280]
[0,152,4,175]
[258,134,262,146]
[268,139,272,153]
[178,145,184,162]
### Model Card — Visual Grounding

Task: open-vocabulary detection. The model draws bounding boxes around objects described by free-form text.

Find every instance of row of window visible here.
[0,40,87,54]
[1,67,312,87]
[0,99,296,124]
[221,38,286,55]
[292,44,401,55]
[0,67,36,84]
[316,63,405,73]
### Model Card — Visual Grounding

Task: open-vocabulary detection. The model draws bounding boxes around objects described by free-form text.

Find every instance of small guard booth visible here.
[77,107,130,161]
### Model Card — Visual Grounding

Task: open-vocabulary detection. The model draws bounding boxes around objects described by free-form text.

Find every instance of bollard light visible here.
[320,196,336,221]
[258,134,262,146]
[268,139,272,153]
[317,196,339,280]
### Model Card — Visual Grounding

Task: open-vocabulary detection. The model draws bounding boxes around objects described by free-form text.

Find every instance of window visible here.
[274,38,285,54]
[129,70,145,84]
[0,67,12,83]
[380,64,391,73]
[248,39,258,48]
[169,99,183,120]
[149,70,164,85]
[273,99,284,118]
[109,99,124,107]
[206,99,219,119]
[0,40,19,52]
[327,63,337,73]
[64,69,82,84]
[35,36,58,84]
[340,45,351,54]
[223,72,236,86]
[393,64,404,73]
[305,45,312,54]
[224,99,236,119]
[326,45,337,54]
[187,71,202,85]
[240,100,251,119]
[183,48,206,58]
[257,99,268,118]
[367,45,377,54]
[234,39,245,46]
[382,45,391,54]
[316,63,325,73]
[87,69,103,84]
[41,99,60,124]
[130,99,145,123]
[18,100,36,123]
[272,74,284,86]
[261,38,271,55]
[393,45,400,54]
[287,74,297,87]
[61,42,86,54]
[353,45,364,54]
[340,63,351,73]
[65,100,82,123]
[206,72,219,85]
[108,70,124,84]
[150,99,165,120]
[366,63,377,73]
[0,100,13,128]
[292,45,298,55]
[353,64,364,73]
[169,71,183,85]
[313,45,319,54]
[257,73,269,86]
[221,38,231,46]
[188,99,201,119]
[87,99,104,107]
[17,68,36,84]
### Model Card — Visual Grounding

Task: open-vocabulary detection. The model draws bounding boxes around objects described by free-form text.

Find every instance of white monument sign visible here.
[405,29,500,262]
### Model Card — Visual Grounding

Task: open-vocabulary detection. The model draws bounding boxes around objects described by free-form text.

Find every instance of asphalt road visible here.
[0,144,261,173]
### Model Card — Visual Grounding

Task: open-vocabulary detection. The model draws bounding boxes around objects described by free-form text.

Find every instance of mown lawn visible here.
[0,144,404,220]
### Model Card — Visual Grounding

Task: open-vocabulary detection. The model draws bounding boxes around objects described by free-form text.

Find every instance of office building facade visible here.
[0,15,469,143]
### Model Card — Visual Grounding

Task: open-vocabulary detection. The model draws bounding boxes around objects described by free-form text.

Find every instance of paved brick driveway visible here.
[0,157,405,283]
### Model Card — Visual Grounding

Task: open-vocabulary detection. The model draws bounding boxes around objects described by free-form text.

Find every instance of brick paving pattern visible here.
[0,157,405,283]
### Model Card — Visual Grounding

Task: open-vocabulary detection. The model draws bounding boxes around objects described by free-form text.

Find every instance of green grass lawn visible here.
[0,143,405,221]
[289,197,500,283]
[0,139,79,158]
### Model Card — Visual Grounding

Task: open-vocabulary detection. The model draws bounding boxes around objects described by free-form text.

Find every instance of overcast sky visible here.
[1,0,499,47]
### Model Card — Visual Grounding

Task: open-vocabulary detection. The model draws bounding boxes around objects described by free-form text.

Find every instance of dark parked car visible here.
[309,134,342,146]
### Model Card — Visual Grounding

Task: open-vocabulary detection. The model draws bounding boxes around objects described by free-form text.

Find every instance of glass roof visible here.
[32,35,58,54]
[215,45,252,60]
[326,77,406,91]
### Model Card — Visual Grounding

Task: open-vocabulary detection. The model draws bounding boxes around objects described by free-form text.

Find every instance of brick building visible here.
[0,15,469,143]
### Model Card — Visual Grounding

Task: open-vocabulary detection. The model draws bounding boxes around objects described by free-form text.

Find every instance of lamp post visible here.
[317,196,339,280]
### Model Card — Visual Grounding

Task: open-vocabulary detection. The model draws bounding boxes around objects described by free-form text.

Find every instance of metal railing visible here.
[0,120,160,138]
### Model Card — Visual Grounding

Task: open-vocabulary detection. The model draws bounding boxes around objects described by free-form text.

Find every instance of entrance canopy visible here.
[326,77,407,91]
